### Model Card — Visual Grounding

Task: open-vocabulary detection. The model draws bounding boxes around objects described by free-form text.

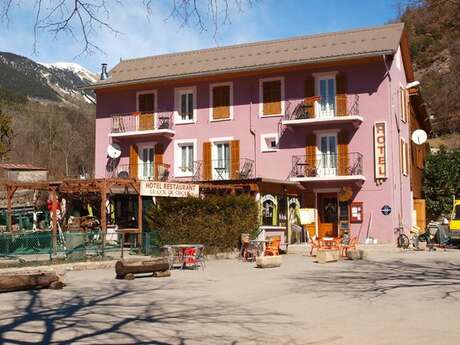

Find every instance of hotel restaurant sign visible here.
[140,181,199,198]
[373,121,387,180]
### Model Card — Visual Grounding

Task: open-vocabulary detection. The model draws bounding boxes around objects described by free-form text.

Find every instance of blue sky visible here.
[0,0,406,73]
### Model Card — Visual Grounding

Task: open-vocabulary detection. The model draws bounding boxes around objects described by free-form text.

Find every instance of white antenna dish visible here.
[411,129,428,145]
[107,143,122,159]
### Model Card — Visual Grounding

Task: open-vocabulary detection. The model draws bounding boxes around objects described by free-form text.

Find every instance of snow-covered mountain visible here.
[0,52,98,105]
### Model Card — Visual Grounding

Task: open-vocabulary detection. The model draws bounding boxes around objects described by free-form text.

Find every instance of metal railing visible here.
[192,158,255,181]
[283,94,360,121]
[106,163,171,180]
[289,152,363,178]
[111,112,173,133]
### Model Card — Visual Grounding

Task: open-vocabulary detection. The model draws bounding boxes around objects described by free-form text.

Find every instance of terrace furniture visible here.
[309,238,321,256]
[295,162,317,178]
[214,167,227,180]
[162,244,205,270]
[340,237,358,257]
[239,161,253,179]
[320,237,340,250]
[158,116,170,129]
[264,236,281,256]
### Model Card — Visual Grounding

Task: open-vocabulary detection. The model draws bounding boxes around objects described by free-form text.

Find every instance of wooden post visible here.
[6,186,13,232]
[137,193,143,250]
[100,181,107,255]
[50,188,58,255]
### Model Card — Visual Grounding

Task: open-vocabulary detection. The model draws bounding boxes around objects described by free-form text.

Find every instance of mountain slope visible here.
[0,52,97,104]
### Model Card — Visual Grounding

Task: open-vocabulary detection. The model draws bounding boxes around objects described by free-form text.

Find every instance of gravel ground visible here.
[0,249,460,345]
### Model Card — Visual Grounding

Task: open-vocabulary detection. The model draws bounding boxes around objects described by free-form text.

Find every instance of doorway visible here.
[317,193,338,238]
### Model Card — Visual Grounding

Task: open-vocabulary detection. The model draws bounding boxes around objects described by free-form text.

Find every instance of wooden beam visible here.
[99,180,107,253]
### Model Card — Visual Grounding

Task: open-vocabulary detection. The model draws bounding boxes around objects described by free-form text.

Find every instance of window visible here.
[400,137,409,176]
[211,139,231,179]
[400,87,408,123]
[137,90,156,112]
[138,143,155,179]
[175,87,196,124]
[259,77,284,117]
[210,82,233,121]
[315,75,336,118]
[316,132,338,176]
[261,133,279,152]
[174,139,196,177]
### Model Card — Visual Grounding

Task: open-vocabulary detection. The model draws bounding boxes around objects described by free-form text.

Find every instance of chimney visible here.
[100,63,109,80]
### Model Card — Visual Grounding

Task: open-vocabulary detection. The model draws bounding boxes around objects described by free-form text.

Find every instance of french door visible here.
[139,145,155,179]
[317,77,336,118]
[318,134,337,176]
[212,142,230,180]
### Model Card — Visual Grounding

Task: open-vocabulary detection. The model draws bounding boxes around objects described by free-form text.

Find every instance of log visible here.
[153,271,171,278]
[0,272,64,292]
[115,258,169,279]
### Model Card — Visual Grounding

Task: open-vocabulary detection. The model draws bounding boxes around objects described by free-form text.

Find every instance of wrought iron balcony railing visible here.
[110,112,173,134]
[192,158,255,181]
[289,152,363,179]
[283,94,360,121]
[105,163,171,180]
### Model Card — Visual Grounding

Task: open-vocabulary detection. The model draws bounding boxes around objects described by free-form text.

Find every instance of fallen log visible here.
[115,258,169,279]
[0,272,65,292]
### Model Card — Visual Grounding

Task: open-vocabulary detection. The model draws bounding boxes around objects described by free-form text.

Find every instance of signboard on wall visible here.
[374,121,388,180]
[299,208,315,225]
[140,181,199,198]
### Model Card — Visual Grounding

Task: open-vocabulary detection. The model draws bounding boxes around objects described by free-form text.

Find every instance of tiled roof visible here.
[94,23,405,88]
[0,163,47,171]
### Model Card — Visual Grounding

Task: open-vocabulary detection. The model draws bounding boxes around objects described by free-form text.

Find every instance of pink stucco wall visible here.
[95,50,413,243]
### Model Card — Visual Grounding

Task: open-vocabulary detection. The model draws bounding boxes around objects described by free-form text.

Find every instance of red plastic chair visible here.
[183,247,198,268]
[340,237,358,257]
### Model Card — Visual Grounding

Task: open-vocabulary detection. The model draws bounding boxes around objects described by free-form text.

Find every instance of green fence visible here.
[0,230,161,260]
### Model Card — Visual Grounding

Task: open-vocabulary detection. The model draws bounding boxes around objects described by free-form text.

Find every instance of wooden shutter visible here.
[129,144,138,178]
[336,74,347,116]
[304,77,316,118]
[212,85,230,120]
[305,134,316,176]
[139,113,155,130]
[203,142,212,180]
[413,199,426,232]
[138,93,155,112]
[304,191,316,239]
[154,144,164,179]
[230,140,240,179]
[262,80,281,116]
[338,131,349,176]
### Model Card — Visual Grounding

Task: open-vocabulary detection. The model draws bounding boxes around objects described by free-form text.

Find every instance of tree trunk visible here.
[0,272,64,292]
[115,258,169,279]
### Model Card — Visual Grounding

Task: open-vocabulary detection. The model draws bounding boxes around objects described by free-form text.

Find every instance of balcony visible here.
[192,158,255,181]
[289,152,365,183]
[109,112,175,138]
[281,95,363,127]
[106,163,171,180]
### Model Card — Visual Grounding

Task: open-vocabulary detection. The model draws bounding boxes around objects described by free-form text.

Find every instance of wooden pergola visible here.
[1,178,141,254]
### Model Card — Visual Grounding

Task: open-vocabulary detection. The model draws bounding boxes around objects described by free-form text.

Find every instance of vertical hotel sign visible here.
[374,121,387,180]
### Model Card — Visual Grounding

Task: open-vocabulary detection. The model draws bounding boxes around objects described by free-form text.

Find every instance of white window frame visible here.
[313,72,338,118]
[399,84,408,123]
[260,133,279,152]
[210,136,233,180]
[136,90,158,112]
[209,81,234,122]
[259,76,285,118]
[174,86,196,125]
[137,141,156,180]
[174,139,197,177]
[315,130,338,177]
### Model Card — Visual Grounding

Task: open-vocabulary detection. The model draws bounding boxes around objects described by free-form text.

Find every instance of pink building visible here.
[91,23,429,244]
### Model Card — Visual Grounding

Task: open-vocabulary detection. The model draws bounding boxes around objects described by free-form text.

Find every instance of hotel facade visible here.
[92,23,429,244]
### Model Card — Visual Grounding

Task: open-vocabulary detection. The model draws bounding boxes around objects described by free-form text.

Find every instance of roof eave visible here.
[83,50,395,91]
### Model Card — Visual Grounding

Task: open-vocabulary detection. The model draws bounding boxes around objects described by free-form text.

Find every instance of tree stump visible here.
[115,258,169,280]
[0,272,65,292]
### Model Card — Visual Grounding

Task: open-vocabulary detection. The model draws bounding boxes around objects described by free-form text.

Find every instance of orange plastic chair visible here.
[264,237,281,256]
[340,237,358,257]
[309,238,321,256]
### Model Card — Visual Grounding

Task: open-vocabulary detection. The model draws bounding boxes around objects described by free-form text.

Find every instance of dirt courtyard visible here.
[0,249,460,345]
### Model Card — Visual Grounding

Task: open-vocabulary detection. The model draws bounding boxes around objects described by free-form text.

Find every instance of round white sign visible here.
[411,129,428,145]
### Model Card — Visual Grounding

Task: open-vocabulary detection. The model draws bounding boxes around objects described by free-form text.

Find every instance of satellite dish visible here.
[107,143,122,159]
[411,129,428,145]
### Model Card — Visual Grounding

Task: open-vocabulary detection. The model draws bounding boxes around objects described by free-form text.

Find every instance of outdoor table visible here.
[161,244,204,269]
[214,167,227,180]
[117,228,142,258]
[320,237,339,250]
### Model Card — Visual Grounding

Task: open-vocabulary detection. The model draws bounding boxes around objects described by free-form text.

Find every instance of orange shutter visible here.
[305,77,316,118]
[202,142,212,180]
[139,113,155,130]
[230,140,240,179]
[336,74,347,116]
[338,132,349,175]
[213,85,230,120]
[305,134,316,176]
[154,144,164,179]
[129,144,138,178]
[304,191,316,238]
[262,80,281,116]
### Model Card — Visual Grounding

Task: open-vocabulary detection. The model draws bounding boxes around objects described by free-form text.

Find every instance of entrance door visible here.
[139,145,155,179]
[317,193,338,238]
[318,134,337,176]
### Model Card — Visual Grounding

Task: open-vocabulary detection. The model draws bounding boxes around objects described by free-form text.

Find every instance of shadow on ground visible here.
[0,279,298,345]
[290,259,460,301]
